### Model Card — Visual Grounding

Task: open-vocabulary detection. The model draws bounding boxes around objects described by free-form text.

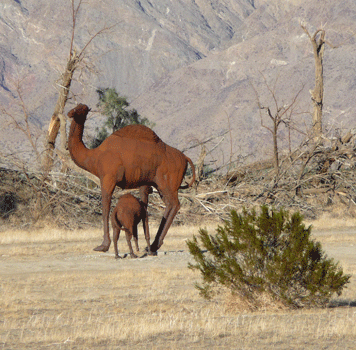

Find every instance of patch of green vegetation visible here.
[90,88,154,148]
[187,206,351,309]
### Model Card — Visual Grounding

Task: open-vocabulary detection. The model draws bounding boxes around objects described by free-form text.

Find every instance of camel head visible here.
[67,104,91,124]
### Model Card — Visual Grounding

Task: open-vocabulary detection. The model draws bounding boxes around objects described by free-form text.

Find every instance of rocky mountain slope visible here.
[1,0,356,171]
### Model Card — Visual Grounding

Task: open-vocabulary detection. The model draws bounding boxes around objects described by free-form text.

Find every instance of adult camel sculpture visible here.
[67,104,195,253]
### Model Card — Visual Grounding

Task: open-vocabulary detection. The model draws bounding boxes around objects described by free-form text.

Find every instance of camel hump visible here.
[113,124,161,143]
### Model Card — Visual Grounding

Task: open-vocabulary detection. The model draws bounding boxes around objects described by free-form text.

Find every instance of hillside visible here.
[0,0,356,172]
[132,0,356,167]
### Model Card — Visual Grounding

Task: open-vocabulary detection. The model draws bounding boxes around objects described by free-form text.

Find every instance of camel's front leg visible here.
[94,177,115,252]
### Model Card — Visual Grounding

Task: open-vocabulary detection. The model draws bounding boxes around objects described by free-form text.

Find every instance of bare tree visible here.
[301,24,335,140]
[252,75,304,175]
[195,144,207,184]
[1,77,42,164]
[0,76,66,223]
[42,0,113,173]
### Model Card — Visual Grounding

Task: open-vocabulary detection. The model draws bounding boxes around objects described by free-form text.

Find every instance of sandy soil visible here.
[1,225,356,349]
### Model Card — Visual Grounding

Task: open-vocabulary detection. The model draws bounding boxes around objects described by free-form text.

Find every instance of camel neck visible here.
[68,120,96,175]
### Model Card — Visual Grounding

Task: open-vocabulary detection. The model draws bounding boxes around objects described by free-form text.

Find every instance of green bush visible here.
[187,206,351,309]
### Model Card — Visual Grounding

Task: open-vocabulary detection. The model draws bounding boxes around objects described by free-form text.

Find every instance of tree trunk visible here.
[310,30,325,138]
[302,26,326,139]
[273,121,279,174]
[42,52,79,172]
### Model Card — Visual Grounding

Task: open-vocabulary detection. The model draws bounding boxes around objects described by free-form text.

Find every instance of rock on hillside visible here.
[1,0,356,172]
[0,0,255,164]
[0,0,255,106]
[132,0,356,167]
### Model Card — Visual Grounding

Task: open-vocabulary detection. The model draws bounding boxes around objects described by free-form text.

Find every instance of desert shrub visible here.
[187,206,351,309]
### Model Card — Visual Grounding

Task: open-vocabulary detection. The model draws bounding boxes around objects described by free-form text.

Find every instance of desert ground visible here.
[1,218,356,349]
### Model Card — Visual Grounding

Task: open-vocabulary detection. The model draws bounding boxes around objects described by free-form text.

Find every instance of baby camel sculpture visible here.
[67,104,195,253]
[111,186,152,259]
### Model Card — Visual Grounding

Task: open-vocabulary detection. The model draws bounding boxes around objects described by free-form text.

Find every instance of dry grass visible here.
[1,221,356,349]
[306,214,356,231]
[0,227,99,244]
[0,223,219,257]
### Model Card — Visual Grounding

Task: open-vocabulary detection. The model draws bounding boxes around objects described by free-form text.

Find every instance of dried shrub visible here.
[0,168,103,229]
[0,192,18,219]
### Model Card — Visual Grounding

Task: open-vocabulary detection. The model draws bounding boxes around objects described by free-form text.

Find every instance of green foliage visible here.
[187,206,351,309]
[90,88,154,148]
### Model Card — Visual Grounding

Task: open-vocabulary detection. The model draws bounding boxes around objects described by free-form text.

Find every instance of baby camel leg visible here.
[112,225,122,259]
[132,225,140,252]
[124,228,138,259]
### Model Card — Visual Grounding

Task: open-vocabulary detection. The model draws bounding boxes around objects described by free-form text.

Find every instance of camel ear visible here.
[82,105,91,114]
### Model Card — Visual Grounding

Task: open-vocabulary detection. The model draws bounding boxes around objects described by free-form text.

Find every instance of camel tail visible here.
[179,156,196,189]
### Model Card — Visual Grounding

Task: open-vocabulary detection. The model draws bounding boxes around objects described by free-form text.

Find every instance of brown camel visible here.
[111,186,152,259]
[67,103,195,253]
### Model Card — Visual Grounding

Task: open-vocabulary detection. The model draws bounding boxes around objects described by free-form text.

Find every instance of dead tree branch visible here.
[301,23,336,140]
[42,0,115,173]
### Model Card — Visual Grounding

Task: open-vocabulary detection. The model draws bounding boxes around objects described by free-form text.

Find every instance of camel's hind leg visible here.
[124,228,138,259]
[142,207,152,255]
[150,191,180,252]
[139,186,152,255]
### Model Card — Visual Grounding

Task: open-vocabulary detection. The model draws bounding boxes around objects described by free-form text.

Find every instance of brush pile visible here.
[1,132,356,230]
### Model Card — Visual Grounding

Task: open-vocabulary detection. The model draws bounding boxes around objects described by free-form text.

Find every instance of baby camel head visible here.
[67,104,91,124]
